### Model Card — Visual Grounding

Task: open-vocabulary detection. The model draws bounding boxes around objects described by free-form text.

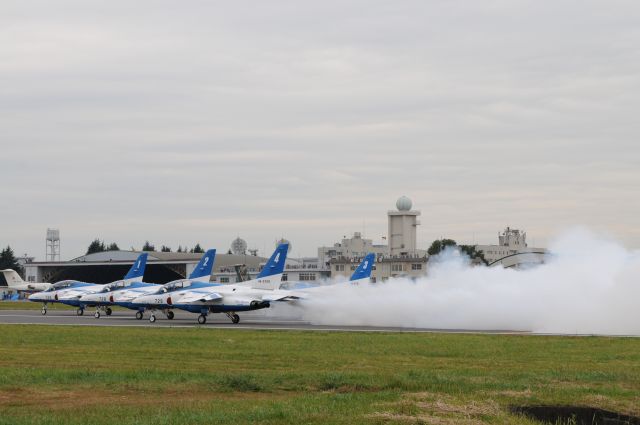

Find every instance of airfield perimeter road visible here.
[0,309,527,334]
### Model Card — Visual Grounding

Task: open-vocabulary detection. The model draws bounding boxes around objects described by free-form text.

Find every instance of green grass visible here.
[0,325,639,424]
[0,301,125,311]
[0,301,75,310]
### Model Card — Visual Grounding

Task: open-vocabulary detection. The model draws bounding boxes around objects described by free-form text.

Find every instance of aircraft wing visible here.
[261,290,305,302]
[178,291,223,304]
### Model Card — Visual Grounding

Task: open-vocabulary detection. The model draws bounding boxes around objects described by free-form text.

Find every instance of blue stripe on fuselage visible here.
[173,303,270,314]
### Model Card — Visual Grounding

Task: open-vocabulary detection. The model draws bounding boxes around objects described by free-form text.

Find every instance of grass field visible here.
[0,301,125,311]
[0,324,639,424]
[0,301,63,310]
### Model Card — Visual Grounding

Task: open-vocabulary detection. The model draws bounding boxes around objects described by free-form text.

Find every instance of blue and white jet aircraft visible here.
[28,253,148,316]
[125,249,218,322]
[162,250,374,325]
[132,244,290,324]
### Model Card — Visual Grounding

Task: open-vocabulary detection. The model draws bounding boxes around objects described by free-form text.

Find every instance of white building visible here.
[475,227,546,265]
[388,196,421,256]
[317,232,387,265]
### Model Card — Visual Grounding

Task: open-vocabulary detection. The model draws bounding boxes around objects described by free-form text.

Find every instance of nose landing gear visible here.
[94,306,113,319]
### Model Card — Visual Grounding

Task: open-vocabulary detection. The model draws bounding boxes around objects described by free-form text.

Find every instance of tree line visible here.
[427,239,488,265]
[0,246,24,281]
[86,239,204,255]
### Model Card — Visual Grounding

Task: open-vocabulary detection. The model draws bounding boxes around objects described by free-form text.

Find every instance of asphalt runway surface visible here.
[0,308,529,334]
[4,309,637,337]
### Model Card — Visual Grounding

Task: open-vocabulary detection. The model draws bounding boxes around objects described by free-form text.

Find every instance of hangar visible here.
[23,250,268,285]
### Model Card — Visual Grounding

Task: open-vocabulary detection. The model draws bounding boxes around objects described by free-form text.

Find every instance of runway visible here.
[0,308,527,334]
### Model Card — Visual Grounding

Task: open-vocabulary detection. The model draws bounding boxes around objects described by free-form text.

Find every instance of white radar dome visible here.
[231,237,247,255]
[396,196,413,211]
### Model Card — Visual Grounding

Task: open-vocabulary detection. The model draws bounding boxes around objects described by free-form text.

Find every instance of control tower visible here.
[387,196,420,256]
[46,228,60,262]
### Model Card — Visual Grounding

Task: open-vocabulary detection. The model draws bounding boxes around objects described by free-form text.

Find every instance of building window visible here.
[391,264,403,272]
[371,277,377,283]
[335,264,345,272]
[282,273,288,282]
[299,273,316,281]
[411,263,422,271]
[220,277,229,283]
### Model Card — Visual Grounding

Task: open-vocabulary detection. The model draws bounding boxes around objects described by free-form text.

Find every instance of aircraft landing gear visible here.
[225,312,240,324]
[76,308,84,316]
[95,305,109,319]
[41,305,47,315]
[135,311,143,320]
[197,314,207,324]
[166,310,174,320]
[149,314,156,323]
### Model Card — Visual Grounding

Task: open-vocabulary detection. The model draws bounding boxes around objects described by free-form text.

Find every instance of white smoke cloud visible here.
[289,228,640,335]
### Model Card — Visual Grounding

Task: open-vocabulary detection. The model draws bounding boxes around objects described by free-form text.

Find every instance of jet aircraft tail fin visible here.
[188,249,216,282]
[1,269,25,287]
[349,253,375,284]
[237,243,289,290]
[123,253,148,282]
[257,243,288,279]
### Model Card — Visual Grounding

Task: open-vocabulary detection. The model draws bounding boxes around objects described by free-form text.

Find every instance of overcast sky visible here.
[1,1,639,260]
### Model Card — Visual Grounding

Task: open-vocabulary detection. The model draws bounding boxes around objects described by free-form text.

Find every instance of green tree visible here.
[142,241,156,252]
[427,239,457,256]
[177,245,183,253]
[107,242,120,251]
[86,239,106,254]
[427,239,488,266]
[161,245,171,252]
[190,243,204,254]
[459,245,488,265]
[0,246,23,276]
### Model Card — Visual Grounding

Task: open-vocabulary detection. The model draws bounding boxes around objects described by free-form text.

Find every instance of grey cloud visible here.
[1,1,639,258]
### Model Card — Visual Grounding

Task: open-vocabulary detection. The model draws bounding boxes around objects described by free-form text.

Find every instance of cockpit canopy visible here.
[101,280,127,292]
[45,280,79,292]
[158,279,197,293]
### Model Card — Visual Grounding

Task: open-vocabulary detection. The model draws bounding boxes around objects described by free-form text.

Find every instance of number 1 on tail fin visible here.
[123,253,149,282]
